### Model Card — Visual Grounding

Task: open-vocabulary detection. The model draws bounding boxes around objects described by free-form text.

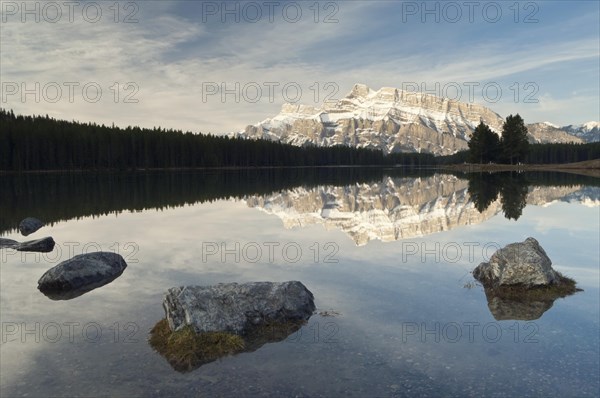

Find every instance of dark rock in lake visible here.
[19,217,44,236]
[16,237,55,253]
[473,237,558,287]
[38,252,127,300]
[163,281,315,334]
[40,272,127,300]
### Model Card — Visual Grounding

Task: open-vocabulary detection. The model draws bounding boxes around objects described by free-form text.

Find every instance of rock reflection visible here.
[149,318,305,372]
[0,237,55,252]
[482,284,581,321]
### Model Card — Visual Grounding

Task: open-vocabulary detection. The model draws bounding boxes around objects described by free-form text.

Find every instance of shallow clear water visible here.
[1,170,598,397]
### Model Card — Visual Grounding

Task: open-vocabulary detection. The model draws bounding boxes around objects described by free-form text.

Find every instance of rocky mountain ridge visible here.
[234,84,598,155]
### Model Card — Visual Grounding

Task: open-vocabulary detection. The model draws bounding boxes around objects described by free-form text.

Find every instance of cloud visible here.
[1,1,598,133]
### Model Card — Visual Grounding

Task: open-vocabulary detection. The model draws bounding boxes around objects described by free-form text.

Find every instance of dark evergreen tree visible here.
[0,109,438,171]
[2,109,598,171]
[468,121,500,163]
[525,142,600,164]
[501,114,530,164]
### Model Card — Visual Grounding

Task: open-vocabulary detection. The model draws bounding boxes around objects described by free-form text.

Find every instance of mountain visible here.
[235,84,588,155]
[237,83,505,156]
[245,176,599,246]
[560,122,599,143]
[526,122,584,144]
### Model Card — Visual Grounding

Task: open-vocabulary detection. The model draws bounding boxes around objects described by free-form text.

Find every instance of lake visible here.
[1,169,598,397]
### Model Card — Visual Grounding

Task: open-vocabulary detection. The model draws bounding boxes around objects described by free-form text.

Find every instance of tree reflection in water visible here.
[468,171,529,220]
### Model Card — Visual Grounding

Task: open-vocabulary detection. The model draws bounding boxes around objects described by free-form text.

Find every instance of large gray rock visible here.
[473,237,558,287]
[163,281,315,334]
[19,217,44,236]
[38,252,127,298]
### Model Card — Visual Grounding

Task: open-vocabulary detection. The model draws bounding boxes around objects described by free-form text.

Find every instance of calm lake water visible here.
[1,169,599,397]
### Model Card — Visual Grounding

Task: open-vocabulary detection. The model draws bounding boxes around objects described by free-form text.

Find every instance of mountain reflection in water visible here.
[247,172,599,245]
[1,169,598,246]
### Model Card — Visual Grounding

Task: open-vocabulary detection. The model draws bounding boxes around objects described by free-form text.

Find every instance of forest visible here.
[0,109,434,170]
[466,114,600,165]
[0,109,597,171]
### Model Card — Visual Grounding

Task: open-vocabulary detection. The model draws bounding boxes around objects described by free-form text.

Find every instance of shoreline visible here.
[439,159,600,178]
[1,160,598,177]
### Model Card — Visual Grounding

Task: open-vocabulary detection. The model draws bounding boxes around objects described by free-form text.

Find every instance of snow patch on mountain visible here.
[235,83,507,155]
[561,121,600,142]
[526,122,584,144]
[233,83,593,153]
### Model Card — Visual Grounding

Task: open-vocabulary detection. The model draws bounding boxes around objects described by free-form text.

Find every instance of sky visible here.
[1,0,599,134]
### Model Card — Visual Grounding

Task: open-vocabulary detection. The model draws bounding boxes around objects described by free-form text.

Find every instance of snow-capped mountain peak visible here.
[582,121,599,131]
[237,83,506,155]
[233,84,597,154]
[561,121,599,143]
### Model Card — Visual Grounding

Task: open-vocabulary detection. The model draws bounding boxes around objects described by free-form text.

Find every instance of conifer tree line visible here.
[525,142,600,164]
[0,109,435,170]
[438,142,599,166]
[468,114,530,164]
[466,114,600,164]
[0,109,597,171]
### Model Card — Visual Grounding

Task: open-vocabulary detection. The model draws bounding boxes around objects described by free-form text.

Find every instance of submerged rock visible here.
[149,317,304,372]
[16,237,55,253]
[473,237,558,287]
[163,281,315,334]
[38,252,127,299]
[19,217,44,236]
[152,280,314,372]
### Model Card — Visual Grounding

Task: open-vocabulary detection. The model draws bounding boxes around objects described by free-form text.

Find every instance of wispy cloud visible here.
[1,1,598,132]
